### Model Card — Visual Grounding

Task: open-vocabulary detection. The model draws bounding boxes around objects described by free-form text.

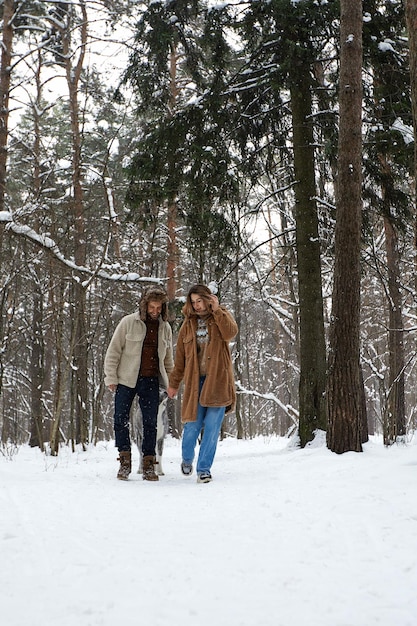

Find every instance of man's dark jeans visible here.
[114,376,159,456]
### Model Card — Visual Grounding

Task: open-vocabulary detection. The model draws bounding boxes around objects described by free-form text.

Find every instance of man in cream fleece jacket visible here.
[104,286,174,481]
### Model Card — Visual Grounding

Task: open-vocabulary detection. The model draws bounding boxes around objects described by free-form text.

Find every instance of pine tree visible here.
[363,0,412,444]
[327,0,364,454]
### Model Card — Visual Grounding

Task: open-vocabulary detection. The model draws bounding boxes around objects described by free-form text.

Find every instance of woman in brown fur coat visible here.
[168,284,238,483]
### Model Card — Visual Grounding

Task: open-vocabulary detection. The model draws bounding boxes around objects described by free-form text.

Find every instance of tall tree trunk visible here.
[405,0,417,371]
[167,44,180,307]
[49,269,69,455]
[167,200,178,303]
[28,50,45,450]
[371,44,406,445]
[29,278,45,449]
[0,0,13,215]
[62,2,89,448]
[289,60,327,447]
[383,216,406,444]
[0,1,14,417]
[234,258,243,439]
[405,0,417,184]
[266,201,288,431]
[327,0,363,454]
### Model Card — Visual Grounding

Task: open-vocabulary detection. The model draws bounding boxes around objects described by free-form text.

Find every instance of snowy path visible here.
[1,435,416,626]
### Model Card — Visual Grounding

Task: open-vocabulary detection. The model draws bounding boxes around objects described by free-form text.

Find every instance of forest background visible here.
[1,0,417,457]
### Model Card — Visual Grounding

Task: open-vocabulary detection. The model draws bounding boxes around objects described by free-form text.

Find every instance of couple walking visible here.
[104,284,238,484]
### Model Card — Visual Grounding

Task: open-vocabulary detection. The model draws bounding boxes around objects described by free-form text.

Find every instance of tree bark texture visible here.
[289,61,327,447]
[383,216,406,444]
[29,288,45,448]
[28,50,45,449]
[0,0,14,214]
[234,265,244,439]
[167,200,178,303]
[166,44,180,307]
[49,275,69,455]
[405,0,417,182]
[60,2,89,448]
[405,0,417,383]
[373,50,406,445]
[327,0,363,453]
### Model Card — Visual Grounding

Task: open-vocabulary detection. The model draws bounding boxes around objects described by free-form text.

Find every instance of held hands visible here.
[167,386,178,399]
[108,384,117,393]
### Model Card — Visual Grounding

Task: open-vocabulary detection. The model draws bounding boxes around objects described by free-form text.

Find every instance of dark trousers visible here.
[114,376,159,455]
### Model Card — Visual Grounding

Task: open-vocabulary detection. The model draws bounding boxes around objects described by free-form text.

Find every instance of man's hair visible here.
[183,284,213,317]
[139,285,168,321]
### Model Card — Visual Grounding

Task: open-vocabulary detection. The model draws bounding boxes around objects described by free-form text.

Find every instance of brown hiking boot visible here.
[142,455,159,481]
[117,451,132,480]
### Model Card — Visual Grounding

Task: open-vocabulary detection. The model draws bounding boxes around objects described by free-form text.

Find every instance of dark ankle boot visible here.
[142,455,159,481]
[117,451,132,480]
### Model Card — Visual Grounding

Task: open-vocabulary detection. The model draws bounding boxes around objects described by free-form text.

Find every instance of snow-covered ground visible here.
[1,433,416,626]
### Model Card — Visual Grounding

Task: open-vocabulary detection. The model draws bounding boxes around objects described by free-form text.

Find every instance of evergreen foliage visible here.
[0,0,416,452]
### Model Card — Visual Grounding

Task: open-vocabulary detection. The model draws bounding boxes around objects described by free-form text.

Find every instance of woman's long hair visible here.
[182,284,213,317]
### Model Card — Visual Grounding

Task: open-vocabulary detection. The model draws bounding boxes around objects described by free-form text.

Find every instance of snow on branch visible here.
[235,380,298,426]
[0,211,158,286]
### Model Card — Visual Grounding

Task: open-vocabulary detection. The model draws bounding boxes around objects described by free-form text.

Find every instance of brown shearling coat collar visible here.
[169,307,238,422]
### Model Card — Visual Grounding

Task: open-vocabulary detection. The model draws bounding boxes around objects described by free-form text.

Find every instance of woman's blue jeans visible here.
[114,376,159,455]
[181,377,226,474]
